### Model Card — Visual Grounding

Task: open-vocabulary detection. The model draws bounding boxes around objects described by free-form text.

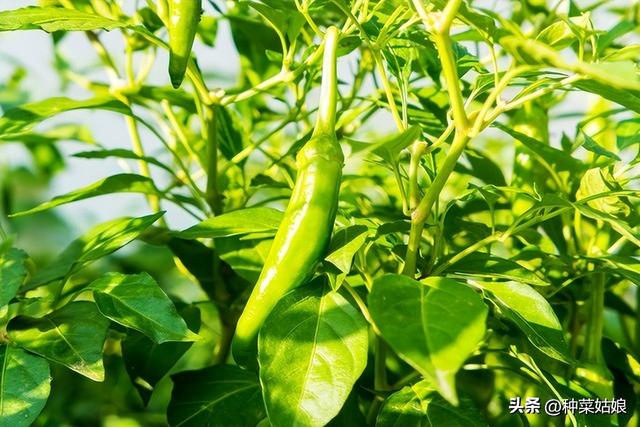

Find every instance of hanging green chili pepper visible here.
[168,0,201,88]
[232,26,343,365]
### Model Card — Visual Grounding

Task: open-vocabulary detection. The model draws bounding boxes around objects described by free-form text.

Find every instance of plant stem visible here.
[204,105,221,215]
[403,133,469,276]
[583,272,605,364]
[371,49,405,130]
[403,0,469,276]
[432,32,468,133]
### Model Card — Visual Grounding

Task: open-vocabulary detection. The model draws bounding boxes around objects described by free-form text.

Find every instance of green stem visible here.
[583,272,605,364]
[403,133,469,276]
[374,337,388,391]
[313,26,340,137]
[371,49,404,130]
[433,32,468,133]
[204,105,221,215]
[408,140,427,210]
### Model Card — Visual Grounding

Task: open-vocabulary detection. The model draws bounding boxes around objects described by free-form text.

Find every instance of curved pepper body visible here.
[233,136,343,363]
[232,27,342,366]
[168,0,201,88]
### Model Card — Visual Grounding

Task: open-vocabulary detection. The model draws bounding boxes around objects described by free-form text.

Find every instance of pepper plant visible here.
[0,0,640,426]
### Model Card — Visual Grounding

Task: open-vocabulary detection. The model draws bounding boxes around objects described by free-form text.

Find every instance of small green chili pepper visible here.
[168,0,201,88]
[232,27,343,366]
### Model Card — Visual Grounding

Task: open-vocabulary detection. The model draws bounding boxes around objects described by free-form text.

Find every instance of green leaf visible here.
[368,275,488,405]
[456,148,507,186]
[25,213,164,291]
[122,304,200,405]
[168,365,266,427]
[440,253,549,287]
[576,168,628,216]
[536,20,576,48]
[216,237,273,283]
[0,248,29,307]
[177,207,283,239]
[372,126,422,164]
[475,281,571,363]
[615,119,640,150]
[501,35,640,90]
[258,282,369,426]
[494,123,584,172]
[577,132,621,162]
[430,0,495,35]
[575,203,640,248]
[0,7,125,32]
[574,80,640,114]
[325,225,369,274]
[89,272,199,343]
[215,105,246,162]
[7,301,110,381]
[376,380,485,427]
[0,96,129,139]
[11,174,159,217]
[0,346,51,427]
[73,149,174,174]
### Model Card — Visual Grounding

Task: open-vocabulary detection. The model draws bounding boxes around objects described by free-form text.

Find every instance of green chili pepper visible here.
[168,0,201,88]
[232,27,343,365]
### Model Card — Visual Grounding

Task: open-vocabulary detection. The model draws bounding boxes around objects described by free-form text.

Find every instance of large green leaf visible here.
[122,305,200,405]
[7,301,110,381]
[258,283,369,427]
[440,253,549,287]
[0,346,51,427]
[177,207,283,239]
[0,96,129,138]
[368,275,488,405]
[0,7,125,32]
[167,365,266,427]
[25,213,164,290]
[89,272,199,343]
[475,281,571,363]
[376,380,486,427]
[0,248,29,307]
[11,174,160,217]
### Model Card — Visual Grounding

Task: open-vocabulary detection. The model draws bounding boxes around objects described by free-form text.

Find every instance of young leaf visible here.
[11,174,160,217]
[494,123,583,172]
[0,248,29,307]
[167,365,266,427]
[577,132,621,162]
[574,80,640,114]
[368,275,488,405]
[325,225,369,274]
[0,96,129,138]
[0,345,51,427]
[576,168,628,216]
[89,272,199,343]
[7,301,110,381]
[376,380,485,427]
[25,213,164,291]
[474,281,571,363]
[177,207,283,239]
[258,282,369,426]
[73,149,174,174]
[0,7,125,32]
